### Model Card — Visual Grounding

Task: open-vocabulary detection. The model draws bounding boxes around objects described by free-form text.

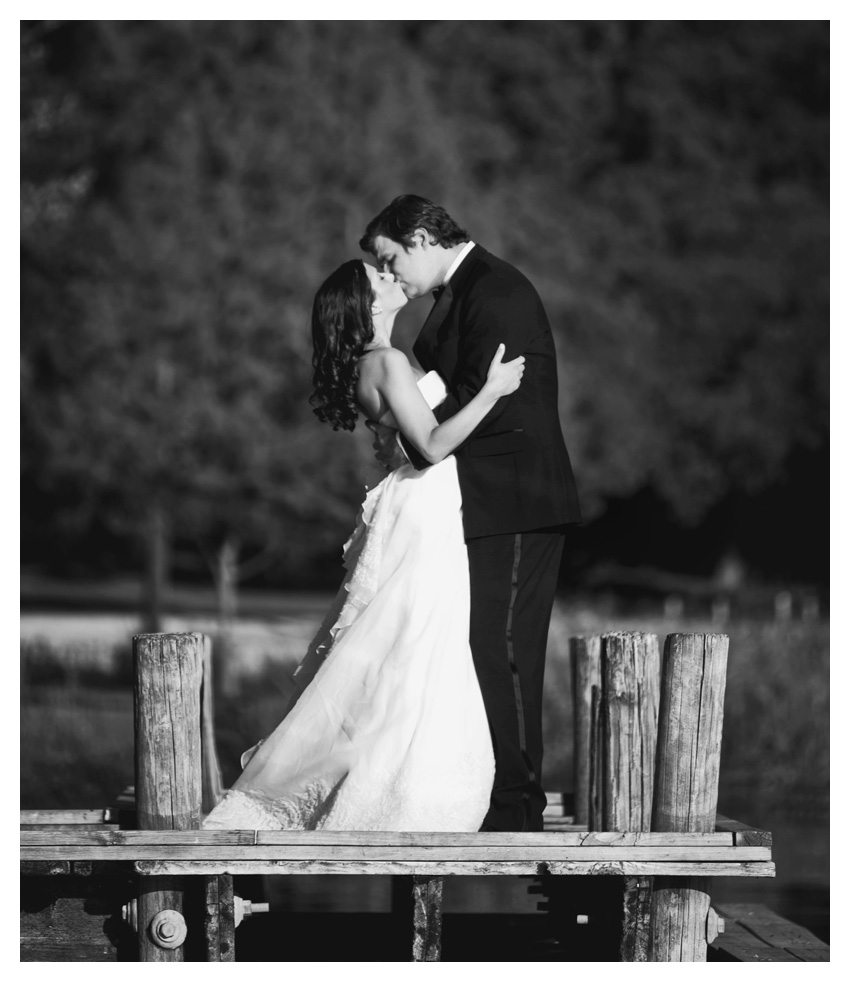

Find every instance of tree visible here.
[409,21,828,531]
[22,21,828,596]
[21,21,467,626]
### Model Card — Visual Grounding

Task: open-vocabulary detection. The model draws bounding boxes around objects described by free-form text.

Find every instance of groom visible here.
[360,195,581,832]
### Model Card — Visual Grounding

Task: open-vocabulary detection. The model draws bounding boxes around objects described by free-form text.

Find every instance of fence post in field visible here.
[134,633,203,962]
[589,632,661,961]
[570,636,601,828]
[650,633,729,962]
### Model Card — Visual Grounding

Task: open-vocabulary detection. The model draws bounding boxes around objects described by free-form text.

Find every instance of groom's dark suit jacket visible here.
[402,245,581,539]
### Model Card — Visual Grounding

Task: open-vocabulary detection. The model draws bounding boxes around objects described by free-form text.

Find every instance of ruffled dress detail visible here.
[202,372,495,832]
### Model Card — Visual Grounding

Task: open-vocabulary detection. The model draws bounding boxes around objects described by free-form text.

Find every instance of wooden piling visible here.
[411,876,443,961]
[134,633,203,962]
[650,633,729,962]
[570,636,601,828]
[201,635,224,815]
[204,874,236,962]
[588,632,660,961]
[591,632,661,833]
[198,636,230,955]
[391,875,444,961]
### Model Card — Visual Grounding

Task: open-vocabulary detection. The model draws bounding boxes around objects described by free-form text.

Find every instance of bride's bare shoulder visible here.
[356,348,413,422]
[359,347,414,382]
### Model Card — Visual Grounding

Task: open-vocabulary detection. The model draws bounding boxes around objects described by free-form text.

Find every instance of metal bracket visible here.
[234,895,270,928]
[122,898,138,932]
[149,909,188,949]
[123,896,269,938]
[706,907,726,944]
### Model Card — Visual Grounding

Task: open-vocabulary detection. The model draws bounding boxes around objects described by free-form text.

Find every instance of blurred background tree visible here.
[21,20,828,621]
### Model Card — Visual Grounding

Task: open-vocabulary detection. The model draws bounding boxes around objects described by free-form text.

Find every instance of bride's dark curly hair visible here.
[310,260,375,431]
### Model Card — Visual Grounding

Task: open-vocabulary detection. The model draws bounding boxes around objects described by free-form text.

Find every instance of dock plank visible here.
[716,902,825,947]
[20,827,773,868]
[20,809,115,825]
[712,942,803,962]
[711,904,829,963]
[130,859,775,877]
[20,829,738,847]
[19,826,770,864]
[20,844,771,862]
[785,946,830,962]
[713,816,772,847]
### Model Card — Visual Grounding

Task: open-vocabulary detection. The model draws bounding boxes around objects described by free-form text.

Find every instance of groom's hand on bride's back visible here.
[366,420,408,472]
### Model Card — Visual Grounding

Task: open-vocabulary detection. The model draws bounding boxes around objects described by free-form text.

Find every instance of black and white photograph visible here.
[20,12,830,963]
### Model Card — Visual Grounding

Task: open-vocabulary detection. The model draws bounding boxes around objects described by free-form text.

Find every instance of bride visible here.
[203,259,524,831]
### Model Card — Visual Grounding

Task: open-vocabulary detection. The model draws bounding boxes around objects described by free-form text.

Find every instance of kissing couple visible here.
[204,195,581,833]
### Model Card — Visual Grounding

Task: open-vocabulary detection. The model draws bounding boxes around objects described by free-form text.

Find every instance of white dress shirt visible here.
[393,241,476,463]
[442,240,476,286]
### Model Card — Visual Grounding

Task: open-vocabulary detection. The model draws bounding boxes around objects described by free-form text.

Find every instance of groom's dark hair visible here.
[360,195,469,254]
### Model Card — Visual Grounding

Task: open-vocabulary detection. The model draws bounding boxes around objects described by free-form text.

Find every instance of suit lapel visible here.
[413,245,485,365]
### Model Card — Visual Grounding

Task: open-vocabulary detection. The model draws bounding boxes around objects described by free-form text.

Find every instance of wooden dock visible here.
[19,630,828,962]
[21,827,775,876]
[21,795,784,962]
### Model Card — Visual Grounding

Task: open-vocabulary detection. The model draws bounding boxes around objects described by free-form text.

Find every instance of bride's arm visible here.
[373,347,523,465]
[379,363,424,428]
[377,409,399,429]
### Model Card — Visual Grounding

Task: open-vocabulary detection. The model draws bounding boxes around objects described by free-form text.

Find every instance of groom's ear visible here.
[409,228,432,250]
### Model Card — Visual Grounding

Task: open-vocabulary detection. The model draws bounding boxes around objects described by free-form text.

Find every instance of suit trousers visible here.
[466,528,565,832]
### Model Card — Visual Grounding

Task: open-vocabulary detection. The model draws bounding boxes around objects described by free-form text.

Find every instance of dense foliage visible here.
[21,21,828,599]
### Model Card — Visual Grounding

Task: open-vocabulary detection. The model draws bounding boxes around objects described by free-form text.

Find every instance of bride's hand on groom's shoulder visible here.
[366,420,408,472]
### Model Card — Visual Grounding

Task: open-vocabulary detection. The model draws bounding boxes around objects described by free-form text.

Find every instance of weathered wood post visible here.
[204,874,236,963]
[391,874,443,961]
[201,635,224,815]
[412,877,443,961]
[649,633,729,962]
[198,635,235,962]
[569,635,601,828]
[590,632,660,832]
[134,633,203,962]
[589,632,661,961]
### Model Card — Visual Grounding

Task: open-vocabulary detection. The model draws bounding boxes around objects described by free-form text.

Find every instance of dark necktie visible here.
[432,285,445,301]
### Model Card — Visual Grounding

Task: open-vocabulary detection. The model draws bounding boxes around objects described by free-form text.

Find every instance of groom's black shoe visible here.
[479,813,537,833]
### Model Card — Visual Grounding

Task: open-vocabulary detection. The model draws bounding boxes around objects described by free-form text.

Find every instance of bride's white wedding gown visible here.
[203,371,495,831]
